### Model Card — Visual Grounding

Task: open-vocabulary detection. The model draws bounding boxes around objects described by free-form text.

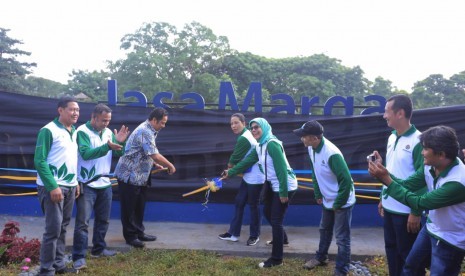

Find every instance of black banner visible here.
[1,91,464,205]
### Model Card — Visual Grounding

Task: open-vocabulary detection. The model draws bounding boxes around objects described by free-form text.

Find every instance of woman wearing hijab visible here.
[218,113,265,246]
[222,117,298,268]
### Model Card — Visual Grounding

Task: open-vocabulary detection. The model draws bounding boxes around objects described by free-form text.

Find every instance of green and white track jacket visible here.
[386,158,465,251]
[34,118,78,191]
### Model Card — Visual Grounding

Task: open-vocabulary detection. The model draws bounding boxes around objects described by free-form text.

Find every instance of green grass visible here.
[4,248,465,275]
[2,249,388,276]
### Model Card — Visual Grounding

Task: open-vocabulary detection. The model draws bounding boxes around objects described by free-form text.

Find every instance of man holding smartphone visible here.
[369,125,465,275]
[374,95,427,276]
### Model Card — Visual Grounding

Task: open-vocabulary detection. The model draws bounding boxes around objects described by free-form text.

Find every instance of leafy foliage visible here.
[0,28,37,93]
[108,21,231,102]
[3,22,465,110]
[0,221,40,265]
[23,76,68,98]
[67,69,110,101]
[411,72,465,109]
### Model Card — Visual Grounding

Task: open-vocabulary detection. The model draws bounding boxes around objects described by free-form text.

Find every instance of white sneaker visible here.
[258,257,283,268]
[266,240,289,246]
[218,232,239,242]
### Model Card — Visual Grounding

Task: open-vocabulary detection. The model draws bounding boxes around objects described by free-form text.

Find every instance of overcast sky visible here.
[2,0,465,91]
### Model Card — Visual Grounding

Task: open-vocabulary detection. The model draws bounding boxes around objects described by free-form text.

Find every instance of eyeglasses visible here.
[250,125,260,130]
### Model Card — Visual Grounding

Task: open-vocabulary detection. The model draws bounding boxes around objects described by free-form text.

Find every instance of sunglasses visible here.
[250,125,261,130]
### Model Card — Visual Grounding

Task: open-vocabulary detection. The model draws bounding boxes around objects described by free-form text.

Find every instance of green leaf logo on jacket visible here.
[382,187,389,199]
[49,163,75,183]
[287,169,296,179]
[80,166,96,180]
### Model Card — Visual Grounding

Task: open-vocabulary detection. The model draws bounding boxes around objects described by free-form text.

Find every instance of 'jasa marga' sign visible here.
[107,80,386,115]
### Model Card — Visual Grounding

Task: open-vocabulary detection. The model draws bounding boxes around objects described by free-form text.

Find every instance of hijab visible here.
[249,117,277,145]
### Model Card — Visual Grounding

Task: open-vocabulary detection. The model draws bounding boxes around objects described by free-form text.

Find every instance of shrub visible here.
[0,221,40,265]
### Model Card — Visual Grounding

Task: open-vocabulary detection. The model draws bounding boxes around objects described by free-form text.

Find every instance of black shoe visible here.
[127,238,145,248]
[246,236,260,246]
[138,234,157,241]
[55,267,79,274]
[258,257,283,268]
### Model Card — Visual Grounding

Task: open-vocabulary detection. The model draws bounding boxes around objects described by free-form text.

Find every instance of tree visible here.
[218,52,268,94]
[175,22,231,88]
[191,73,220,104]
[108,21,231,101]
[370,76,406,98]
[23,76,67,98]
[67,69,110,101]
[0,28,36,93]
[219,52,371,107]
[411,74,465,108]
[450,71,465,90]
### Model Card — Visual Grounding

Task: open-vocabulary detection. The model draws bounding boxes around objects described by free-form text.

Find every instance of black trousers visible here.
[118,180,148,242]
[262,181,295,261]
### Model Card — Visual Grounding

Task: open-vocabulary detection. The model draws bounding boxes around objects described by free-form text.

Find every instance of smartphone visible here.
[367,154,376,162]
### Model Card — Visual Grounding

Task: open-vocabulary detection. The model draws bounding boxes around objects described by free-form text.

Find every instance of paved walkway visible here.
[1,215,384,260]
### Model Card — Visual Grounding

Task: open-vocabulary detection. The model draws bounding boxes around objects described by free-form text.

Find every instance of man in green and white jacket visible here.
[72,104,129,270]
[34,96,80,275]
[294,120,356,276]
[369,125,465,276]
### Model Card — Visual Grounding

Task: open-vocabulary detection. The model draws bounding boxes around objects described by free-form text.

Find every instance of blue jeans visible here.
[383,211,419,276]
[228,180,263,238]
[403,226,465,276]
[262,185,295,261]
[38,185,76,276]
[72,185,112,261]
[316,206,353,274]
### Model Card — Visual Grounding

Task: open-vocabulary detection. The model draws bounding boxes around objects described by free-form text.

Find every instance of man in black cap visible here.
[293,120,356,276]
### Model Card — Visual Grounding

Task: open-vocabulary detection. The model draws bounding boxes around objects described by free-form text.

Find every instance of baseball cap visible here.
[293,120,324,137]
